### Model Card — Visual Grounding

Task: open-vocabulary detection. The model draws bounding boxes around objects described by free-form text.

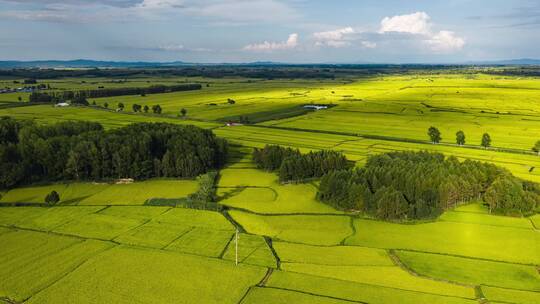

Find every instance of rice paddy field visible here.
[1,71,540,303]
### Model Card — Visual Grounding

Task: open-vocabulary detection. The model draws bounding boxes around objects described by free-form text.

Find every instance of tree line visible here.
[428,127,492,148]
[28,83,201,104]
[317,151,539,220]
[252,145,351,182]
[0,118,228,189]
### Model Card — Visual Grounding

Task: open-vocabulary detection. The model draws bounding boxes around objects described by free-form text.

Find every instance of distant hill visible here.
[465,58,540,65]
[0,58,539,69]
[0,59,192,69]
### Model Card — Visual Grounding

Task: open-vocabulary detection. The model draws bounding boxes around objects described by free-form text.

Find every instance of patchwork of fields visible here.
[1,72,540,303]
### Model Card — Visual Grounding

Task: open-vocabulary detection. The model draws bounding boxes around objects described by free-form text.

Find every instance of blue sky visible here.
[0,0,538,63]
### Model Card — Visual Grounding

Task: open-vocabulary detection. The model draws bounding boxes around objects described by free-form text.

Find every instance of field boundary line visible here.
[340,216,357,245]
[257,268,274,287]
[259,286,368,303]
[218,232,236,259]
[264,236,281,270]
[161,226,195,250]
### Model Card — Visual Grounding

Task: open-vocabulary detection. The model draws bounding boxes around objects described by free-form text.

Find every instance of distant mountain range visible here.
[0,58,539,69]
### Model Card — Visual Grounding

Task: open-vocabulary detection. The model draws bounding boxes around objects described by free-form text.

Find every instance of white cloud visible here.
[379,12,464,53]
[380,12,431,35]
[313,27,355,47]
[244,33,298,52]
[426,30,465,52]
[361,41,377,49]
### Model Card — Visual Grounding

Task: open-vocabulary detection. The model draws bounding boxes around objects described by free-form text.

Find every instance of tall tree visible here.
[428,127,442,144]
[481,133,491,149]
[180,108,187,117]
[456,130,465,145]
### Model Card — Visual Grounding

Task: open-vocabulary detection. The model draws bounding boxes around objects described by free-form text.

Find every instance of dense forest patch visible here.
[252,145,351,183]
[318,151,539,220]
[28,83,201,103]
[0,118,228,189]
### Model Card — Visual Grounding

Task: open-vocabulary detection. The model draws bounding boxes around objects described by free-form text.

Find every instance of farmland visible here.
[1,69,540,303]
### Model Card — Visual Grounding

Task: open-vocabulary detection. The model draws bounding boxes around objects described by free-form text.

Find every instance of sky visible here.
[0,0,538,63]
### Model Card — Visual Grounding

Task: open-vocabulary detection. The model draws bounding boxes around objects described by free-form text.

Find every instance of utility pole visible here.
[235,228,239,266]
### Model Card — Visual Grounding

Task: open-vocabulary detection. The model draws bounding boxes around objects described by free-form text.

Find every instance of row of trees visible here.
[428,127,492,148]
[0,118,228,189]
[29,84,201,103]
[252,145,351,182]
[317,151,539,220]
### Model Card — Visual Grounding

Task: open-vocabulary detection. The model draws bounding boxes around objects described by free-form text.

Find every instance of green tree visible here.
[103,102,108,109]
[45,190,60,205]
[456,130,465,145]
[117,102,124,111]
[532,140,540,155]
[143,105,149,113]
[428,127,441,144]
[180,108,187,117]
[481,133,491,149]
[227,98,236,105]
[152,105,162,114]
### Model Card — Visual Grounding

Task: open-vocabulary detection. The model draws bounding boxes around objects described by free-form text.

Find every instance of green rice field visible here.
[1,72,540,303]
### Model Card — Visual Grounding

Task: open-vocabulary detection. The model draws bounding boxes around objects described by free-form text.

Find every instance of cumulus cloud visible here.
[426,30,465,52]
[313,27,355,47]
[380,11,431,35]
[312,27,376,49]
[244,33,298,51]
[379,12,465,52]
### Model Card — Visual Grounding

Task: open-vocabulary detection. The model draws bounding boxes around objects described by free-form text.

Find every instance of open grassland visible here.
[0,179,199,205]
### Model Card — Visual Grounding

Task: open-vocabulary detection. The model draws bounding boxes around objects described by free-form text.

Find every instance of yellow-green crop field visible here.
[1,72,540,303]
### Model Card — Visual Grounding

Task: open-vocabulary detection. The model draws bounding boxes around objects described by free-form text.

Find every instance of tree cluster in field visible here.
[428,126,492,148]
[252,145,351,183]
[28,83,201,104]
[317,151,539,220]
[0,118,228,189]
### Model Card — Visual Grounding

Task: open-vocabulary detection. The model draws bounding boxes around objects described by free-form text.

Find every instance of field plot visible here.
[229,210,352,245]
[0,179,199,205]
[165,227,233,257]
[439,210,534,229]
[481,286,540,304]
[274,242,393,266]
[346,218,540,264]
[222,233,276,268]
[218,167,340,214]
[396,251,540,291]
[281,263,475,298]
[266,270,478,304]
[0,105,218,129]
[114,221,192,248]
[15,206,105,231]
[241,287,352,304]
[26,246,266,304]
[261,75,540,150]
[53,213,145,240]
[0,230,112,302]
